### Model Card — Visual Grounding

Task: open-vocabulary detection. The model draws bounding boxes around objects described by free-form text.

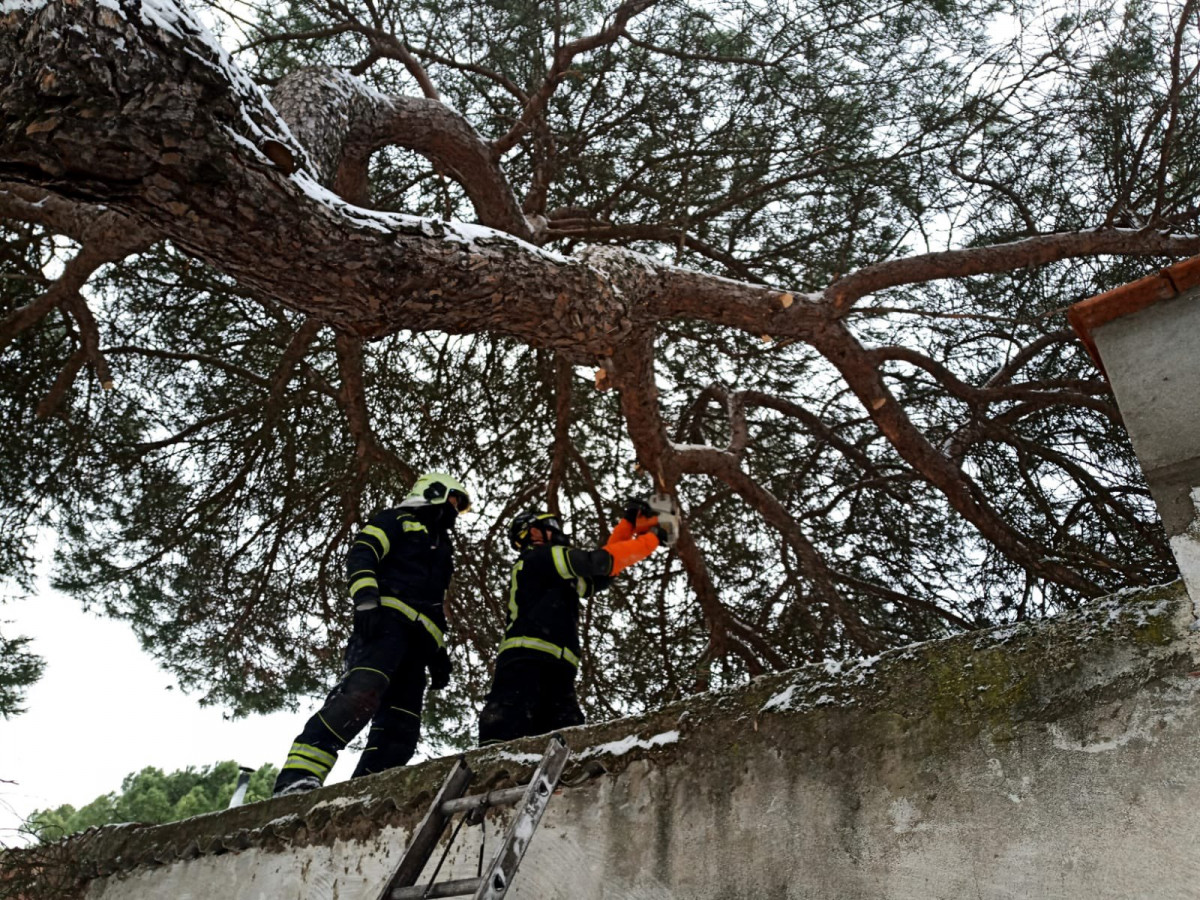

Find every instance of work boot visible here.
[272,774,322,798]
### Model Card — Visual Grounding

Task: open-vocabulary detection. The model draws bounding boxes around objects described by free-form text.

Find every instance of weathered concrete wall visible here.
[8,583,1200,900]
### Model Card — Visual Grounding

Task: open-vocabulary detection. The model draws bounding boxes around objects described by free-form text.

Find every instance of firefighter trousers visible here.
[274,608,432,793]
[478,651,583,746]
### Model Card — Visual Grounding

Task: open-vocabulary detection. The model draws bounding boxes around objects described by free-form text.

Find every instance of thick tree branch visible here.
[334,331,415,488]
[62,291,111,388]
[270,67,530,235]
[0,182,153,248]
[0,228,149,354]
[5,2,1198,369]
[827,230,1200,315]
[672,443,882,654]
[35,346,86,419]
[264,317,324,421]
[607,332,759,668]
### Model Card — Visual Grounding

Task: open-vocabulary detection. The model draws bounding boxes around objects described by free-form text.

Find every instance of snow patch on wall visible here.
[1169,486,1200,617]
[489,751,546,765]
[309,794,373,812]
[0,0,50,13]
[577,730,680,759]
[760,653,883,714]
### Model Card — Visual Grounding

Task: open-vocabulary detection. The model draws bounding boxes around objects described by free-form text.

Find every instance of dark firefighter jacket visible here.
[346,504,454,647]
[499,524,658,668]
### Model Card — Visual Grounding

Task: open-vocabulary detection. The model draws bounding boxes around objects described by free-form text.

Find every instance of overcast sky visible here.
[0,575,365,846]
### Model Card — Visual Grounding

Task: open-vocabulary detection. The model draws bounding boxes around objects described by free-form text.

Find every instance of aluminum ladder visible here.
[375,734,570,900]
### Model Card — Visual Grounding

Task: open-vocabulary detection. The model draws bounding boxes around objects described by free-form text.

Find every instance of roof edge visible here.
[1068,254,1200,371]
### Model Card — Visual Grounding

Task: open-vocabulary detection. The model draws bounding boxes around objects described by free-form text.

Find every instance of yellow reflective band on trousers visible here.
[348,666,390,682]
[498,636,579,667]
[282,742,335,779]
[380,596,445,647]
[282,756,329,779]
[289,741,336,766]
[362,525,391,555]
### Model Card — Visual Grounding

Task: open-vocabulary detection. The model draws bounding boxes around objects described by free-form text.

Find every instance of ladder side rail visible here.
[473,736,571,900]
[375,757,475,900]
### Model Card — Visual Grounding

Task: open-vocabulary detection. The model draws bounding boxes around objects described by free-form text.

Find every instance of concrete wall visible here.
[8,582,1200,900]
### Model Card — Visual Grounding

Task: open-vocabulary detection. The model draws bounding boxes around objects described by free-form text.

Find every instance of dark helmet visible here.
[509,510,568,551]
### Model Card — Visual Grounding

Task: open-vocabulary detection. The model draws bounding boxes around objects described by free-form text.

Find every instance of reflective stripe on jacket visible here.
[346,505,454,632]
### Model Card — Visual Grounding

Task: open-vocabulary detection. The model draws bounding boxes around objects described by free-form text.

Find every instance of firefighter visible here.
[272,472,471,797]
[478,499,676,746]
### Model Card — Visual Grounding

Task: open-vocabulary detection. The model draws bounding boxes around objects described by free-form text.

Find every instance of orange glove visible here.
[633,511,659,534]
[605,518,634,546]
[606,532,660,575]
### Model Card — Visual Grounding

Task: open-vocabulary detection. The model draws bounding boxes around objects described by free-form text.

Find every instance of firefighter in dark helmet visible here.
[478,499,676,745]
[273,472,471,796]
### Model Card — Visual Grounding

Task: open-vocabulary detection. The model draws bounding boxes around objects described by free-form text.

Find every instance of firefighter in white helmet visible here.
[273,472,471,796]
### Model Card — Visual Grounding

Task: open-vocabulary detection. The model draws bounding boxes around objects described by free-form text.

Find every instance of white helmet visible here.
[400,472,472,512]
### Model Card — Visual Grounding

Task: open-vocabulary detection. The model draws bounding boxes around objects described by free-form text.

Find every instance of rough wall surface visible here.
[6,582,1199,899]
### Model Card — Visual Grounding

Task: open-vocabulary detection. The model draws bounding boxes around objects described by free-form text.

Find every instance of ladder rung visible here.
[377,736,569,900]
[391,877,483,900]
[439,786,528,816]
[374,759,474,900]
